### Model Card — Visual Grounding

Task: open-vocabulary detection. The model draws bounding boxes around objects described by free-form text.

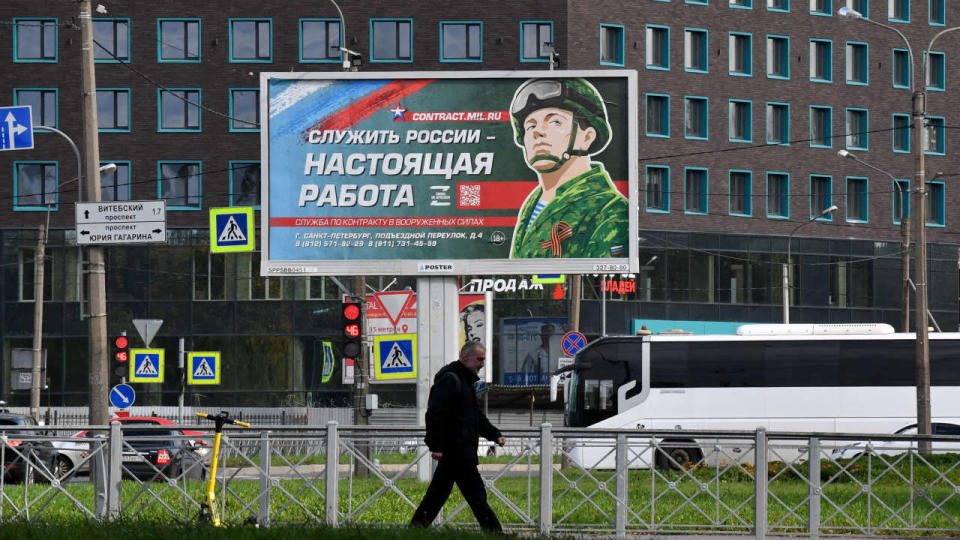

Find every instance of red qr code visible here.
[459,184,481,207]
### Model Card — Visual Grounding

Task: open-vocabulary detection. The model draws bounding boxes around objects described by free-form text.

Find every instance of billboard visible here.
[260,70,638,276]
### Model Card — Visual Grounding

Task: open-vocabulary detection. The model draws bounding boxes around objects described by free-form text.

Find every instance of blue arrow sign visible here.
[0,105,34,151]
[110,383,136,409]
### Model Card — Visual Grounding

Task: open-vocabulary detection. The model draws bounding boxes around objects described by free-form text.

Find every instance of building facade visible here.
[0,0,957,406]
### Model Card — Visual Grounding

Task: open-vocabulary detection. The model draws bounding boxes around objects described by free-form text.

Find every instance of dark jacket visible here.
[424,360,501,463]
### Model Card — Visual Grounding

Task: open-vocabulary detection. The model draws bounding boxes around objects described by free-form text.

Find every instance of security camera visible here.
[95,4,107,14]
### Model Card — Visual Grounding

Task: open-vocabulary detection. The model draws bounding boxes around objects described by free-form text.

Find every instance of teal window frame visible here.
[811,0,833,16]
[810,174,834,220]
[370,18,413,63]
[889,0,910,22]
[846,176,869,223]
[441,21,482,63]
[767,171,790,219]
[684,96,708,140]
[766,35,790,79]
[229,160,261,208]
[300,18,342,63]
[729,32,753,76]
[93,18,130,63]
[809,38,833,82]
[893,49,910,88]
[13,87,58,128]
[731,0,753,9]
[645,165,670,213]
[893,179,910,224]
[229,88,260,132]
[684,167,709,215]
[729,99,753,143]
[929,0,945,25]
[158,88,201,132]
[100,160,131,201]
[519,21,552,63]
[158,161,202,210]
[924,115,945,155]
[646,93,670,138]
[810,105,833,148]
[766,102,790,145]
[13,161,58,211]
[846,42,869,85]
[926,51,945,90]
[845,107,869,150]
[767,0,790,12]
[892,113,911,152]
[684,28,708,73]
[13,18,58,63]
[729,170,753,217]
[158,18,201,63]
[229,18,273,63]
[926,180,945,226]
[646,25,670,70]
[851,0,869,17]
[96,88,131,132]
[686,0,708,4]
[600,24,624,66]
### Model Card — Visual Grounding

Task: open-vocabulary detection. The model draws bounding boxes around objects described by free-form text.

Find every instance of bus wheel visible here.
[656,441,702,471]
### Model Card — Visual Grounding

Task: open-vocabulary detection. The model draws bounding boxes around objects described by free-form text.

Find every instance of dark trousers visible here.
[410,454,503,533]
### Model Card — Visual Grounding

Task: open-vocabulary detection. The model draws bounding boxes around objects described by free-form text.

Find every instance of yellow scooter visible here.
[196,411,250,526]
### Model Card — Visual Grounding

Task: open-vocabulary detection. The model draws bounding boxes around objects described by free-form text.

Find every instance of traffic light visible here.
[113,332,129,379]
[341,297,362,359]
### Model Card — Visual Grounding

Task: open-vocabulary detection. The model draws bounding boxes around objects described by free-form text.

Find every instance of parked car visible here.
[831,423,960,460]
[1,410,58,482]
[119,428,205,481]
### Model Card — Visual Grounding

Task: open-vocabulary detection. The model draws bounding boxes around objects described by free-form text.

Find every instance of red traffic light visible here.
[114,336,129,349]
[344,322,361,338]
[343,303,360,321]
[115,350,129,363]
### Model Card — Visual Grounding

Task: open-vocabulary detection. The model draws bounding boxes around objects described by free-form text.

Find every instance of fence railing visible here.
[1,424,959,537]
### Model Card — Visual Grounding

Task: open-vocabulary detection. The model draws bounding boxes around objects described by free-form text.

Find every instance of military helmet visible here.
[510,78,611,155]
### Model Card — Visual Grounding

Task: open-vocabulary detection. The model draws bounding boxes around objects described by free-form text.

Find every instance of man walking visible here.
[411,342,506,533]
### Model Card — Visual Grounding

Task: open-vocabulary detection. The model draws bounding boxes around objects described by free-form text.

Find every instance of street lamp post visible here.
[837,149,910,333]
[839,7,960,453]
[782,205,837,323]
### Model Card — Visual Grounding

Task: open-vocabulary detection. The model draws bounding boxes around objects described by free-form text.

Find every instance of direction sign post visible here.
[0,105,34,151]
[76,200,166,245]
[110,383,136,409]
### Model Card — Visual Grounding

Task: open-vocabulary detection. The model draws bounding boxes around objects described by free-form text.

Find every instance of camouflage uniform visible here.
[510,164,628,258]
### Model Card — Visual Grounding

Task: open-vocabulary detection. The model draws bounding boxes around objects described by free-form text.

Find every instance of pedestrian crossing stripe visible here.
[130,349,165,383]
[209,207,255,253]
[187,351,221,385]
[373,334,417,380]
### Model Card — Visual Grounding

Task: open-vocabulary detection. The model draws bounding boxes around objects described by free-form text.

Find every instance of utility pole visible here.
[568,275,581,332]
[911,88,931,454]
[352,275,372,476]
[79,0,108,427]
[30,224,46,420]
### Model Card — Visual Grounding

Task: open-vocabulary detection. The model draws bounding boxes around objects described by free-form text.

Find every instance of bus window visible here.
[583,378,614,411]
[599,380,614,410]
[584,379,599,410]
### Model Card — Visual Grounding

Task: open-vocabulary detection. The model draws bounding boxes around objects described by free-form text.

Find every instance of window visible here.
[371,18,413,62]
[600,24,624,66]
[685,168,708,214]
[96,89,130,132]
[300,19,341,62]
[684,29,708,72]
[930,0,945,25]
[893,179,910,223]
[646,94,670,137]
[767,172,789,218]
[93,18,129,62]
[893,49,910,87]
[810,105,833,147]
[926,181,945,226]
[893,113,910,152]
[731,0,753,8]
[889,0,910,21]
[810,175,833,218]
[230,19,272,62]
[14,162,57,210]
[766,35,789,78]
[846,108,868,150]
[100,161,130,201]
[194,251,226,301]
[847,177,868,222]
[230,161,261,207]
[926,51,945,90]
[14,89,57,128]
[520,21,552,62]
[810,39,833,82]
[848,0,869,17]
[14,18,57,62]
[158,19,200,62]
[687,0,709,4]
[684,97,708,139]
[924,116,944,154]
[729,100,752,142]
[846,42,869,84]
[646,166,670,212]
[811,0,832,15]
[768,0,790,11]
[159,89,201,132]
[646,25,670,70]
[158,161,201,209]
[230,89,259,132]
[766,102,790,144]
[729,33,752,75]
[730,170,753,216]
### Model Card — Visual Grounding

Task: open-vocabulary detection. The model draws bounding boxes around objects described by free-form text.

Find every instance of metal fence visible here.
[1,423,959,537]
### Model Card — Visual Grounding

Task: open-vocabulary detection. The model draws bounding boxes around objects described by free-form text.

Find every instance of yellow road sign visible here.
[129,348,165,383]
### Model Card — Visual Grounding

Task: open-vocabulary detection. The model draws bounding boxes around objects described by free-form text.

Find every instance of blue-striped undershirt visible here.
[527,201,546,229]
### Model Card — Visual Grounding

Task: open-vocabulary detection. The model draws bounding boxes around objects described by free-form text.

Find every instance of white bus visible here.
[556,324,960,469]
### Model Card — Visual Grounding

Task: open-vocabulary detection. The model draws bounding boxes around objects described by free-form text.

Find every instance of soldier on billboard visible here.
[508,78,629,259]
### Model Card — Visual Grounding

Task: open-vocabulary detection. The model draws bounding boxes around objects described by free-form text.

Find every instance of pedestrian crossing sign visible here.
[187,351,220,385]
[209,207,254,253]
[130,349,165,383]
[373,334,417,380]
